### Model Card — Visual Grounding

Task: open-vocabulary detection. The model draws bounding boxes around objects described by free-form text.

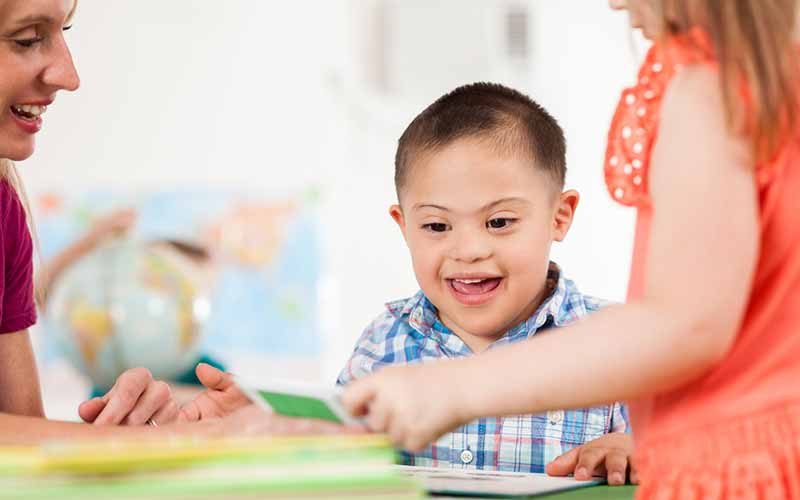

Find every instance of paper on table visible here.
[397,465,602,497]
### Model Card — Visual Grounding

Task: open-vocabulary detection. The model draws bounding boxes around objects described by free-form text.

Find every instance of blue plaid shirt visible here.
[337,263,628,473]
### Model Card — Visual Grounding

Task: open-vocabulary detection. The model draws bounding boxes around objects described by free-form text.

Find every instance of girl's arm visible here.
[343,66,761,451]
[464,65,758,414]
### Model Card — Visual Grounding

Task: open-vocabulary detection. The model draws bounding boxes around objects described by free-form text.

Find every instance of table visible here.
[537,485,636,499]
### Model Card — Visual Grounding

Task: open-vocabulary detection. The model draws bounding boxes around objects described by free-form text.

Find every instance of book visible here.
[398,465,602,498]
[0,435,417,499]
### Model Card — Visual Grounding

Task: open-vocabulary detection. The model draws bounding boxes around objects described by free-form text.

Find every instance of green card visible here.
[256,390,342,423]
[237,378,363,425]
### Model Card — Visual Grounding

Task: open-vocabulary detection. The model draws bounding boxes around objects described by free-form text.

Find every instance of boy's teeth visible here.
[455,278,485,284]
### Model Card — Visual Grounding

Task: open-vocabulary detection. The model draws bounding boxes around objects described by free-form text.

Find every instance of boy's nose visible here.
[449,231,492,263]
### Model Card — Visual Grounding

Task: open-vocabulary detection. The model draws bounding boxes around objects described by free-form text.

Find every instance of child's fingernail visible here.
[576,467,588,479]
[610,472,624,484]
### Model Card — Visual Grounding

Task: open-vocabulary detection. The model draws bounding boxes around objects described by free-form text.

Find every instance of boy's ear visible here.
[553,190,580,242]
[389,204,407,235]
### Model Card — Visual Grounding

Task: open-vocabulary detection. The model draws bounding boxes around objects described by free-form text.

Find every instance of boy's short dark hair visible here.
[394,82,566,196]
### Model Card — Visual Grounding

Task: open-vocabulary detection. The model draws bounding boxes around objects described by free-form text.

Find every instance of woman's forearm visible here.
[0,331,44,417]
[0,413,147,445]
[0,412,216,445]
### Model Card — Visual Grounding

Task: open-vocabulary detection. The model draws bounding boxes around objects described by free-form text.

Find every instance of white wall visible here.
[528,2,640,303]
[22,1,642,388]
[24,1,350,191]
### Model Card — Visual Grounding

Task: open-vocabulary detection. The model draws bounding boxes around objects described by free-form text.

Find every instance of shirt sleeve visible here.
[336,309,400,386]
[0,182,37,334]
[609,401,630,434]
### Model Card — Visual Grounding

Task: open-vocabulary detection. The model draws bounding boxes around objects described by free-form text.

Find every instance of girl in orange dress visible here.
[343,1,800,497]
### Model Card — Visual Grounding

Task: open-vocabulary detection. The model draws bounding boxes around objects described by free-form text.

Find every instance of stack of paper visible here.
[0,435,418,499]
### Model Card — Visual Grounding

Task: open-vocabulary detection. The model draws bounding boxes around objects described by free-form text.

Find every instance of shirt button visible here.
[459,449,474,464]
[548,410,564,425]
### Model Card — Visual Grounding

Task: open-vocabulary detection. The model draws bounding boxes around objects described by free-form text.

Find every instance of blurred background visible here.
[21,0,645,420]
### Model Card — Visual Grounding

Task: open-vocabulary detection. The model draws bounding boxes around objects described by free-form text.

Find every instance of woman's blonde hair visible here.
[0,160,35,223]
[0,160,43,302]
[657,0,800,163]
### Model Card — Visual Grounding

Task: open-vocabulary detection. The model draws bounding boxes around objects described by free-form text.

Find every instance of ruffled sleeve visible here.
[604,29,715,207]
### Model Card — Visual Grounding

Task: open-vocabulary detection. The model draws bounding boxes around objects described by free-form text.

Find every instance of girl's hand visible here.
[341,361,472,451]
[546,432,638,486]
[78,367,178,426]
[178,363,251,422]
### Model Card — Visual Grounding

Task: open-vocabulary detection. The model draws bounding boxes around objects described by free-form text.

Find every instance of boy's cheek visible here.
[408,242,446,273]
[502,232,554,263]
[408,254,441,289]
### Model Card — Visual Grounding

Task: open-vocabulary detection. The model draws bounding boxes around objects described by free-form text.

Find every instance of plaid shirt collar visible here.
[385,262,577,353]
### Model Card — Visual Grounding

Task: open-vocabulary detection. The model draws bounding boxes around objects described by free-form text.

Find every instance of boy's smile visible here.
[447,273,503,306]
[390,137,578,353]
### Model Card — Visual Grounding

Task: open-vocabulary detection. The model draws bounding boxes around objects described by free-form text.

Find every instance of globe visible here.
[47,238,211,390]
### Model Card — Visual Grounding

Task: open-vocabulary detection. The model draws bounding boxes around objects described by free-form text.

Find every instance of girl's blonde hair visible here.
[657,0,800,163]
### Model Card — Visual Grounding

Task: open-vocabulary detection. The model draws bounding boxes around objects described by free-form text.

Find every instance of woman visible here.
[0,0,340,443]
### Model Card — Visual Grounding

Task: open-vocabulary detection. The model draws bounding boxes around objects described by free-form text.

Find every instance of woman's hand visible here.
[79,363,252,426]
[78,367,178,426]
[546,432,637,486]
[178,363,252,421]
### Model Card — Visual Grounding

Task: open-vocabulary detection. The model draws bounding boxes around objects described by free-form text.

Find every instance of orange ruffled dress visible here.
[605,33,800,499]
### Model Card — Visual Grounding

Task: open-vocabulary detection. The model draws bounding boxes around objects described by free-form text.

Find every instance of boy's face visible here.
[391,137,578,351]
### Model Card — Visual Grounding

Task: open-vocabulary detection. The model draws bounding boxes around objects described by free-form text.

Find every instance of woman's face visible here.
[609,0,662,40]
[0,0,79,161]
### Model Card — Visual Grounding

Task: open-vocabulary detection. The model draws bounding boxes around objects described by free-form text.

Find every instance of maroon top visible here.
[0,179,36,333]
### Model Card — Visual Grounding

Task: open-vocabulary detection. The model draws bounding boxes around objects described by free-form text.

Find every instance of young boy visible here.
[336,82,631,477]
[137,82,634,484]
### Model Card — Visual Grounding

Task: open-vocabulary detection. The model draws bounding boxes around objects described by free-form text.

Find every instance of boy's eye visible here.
[422,222,449,233]
[487,218,515,229]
